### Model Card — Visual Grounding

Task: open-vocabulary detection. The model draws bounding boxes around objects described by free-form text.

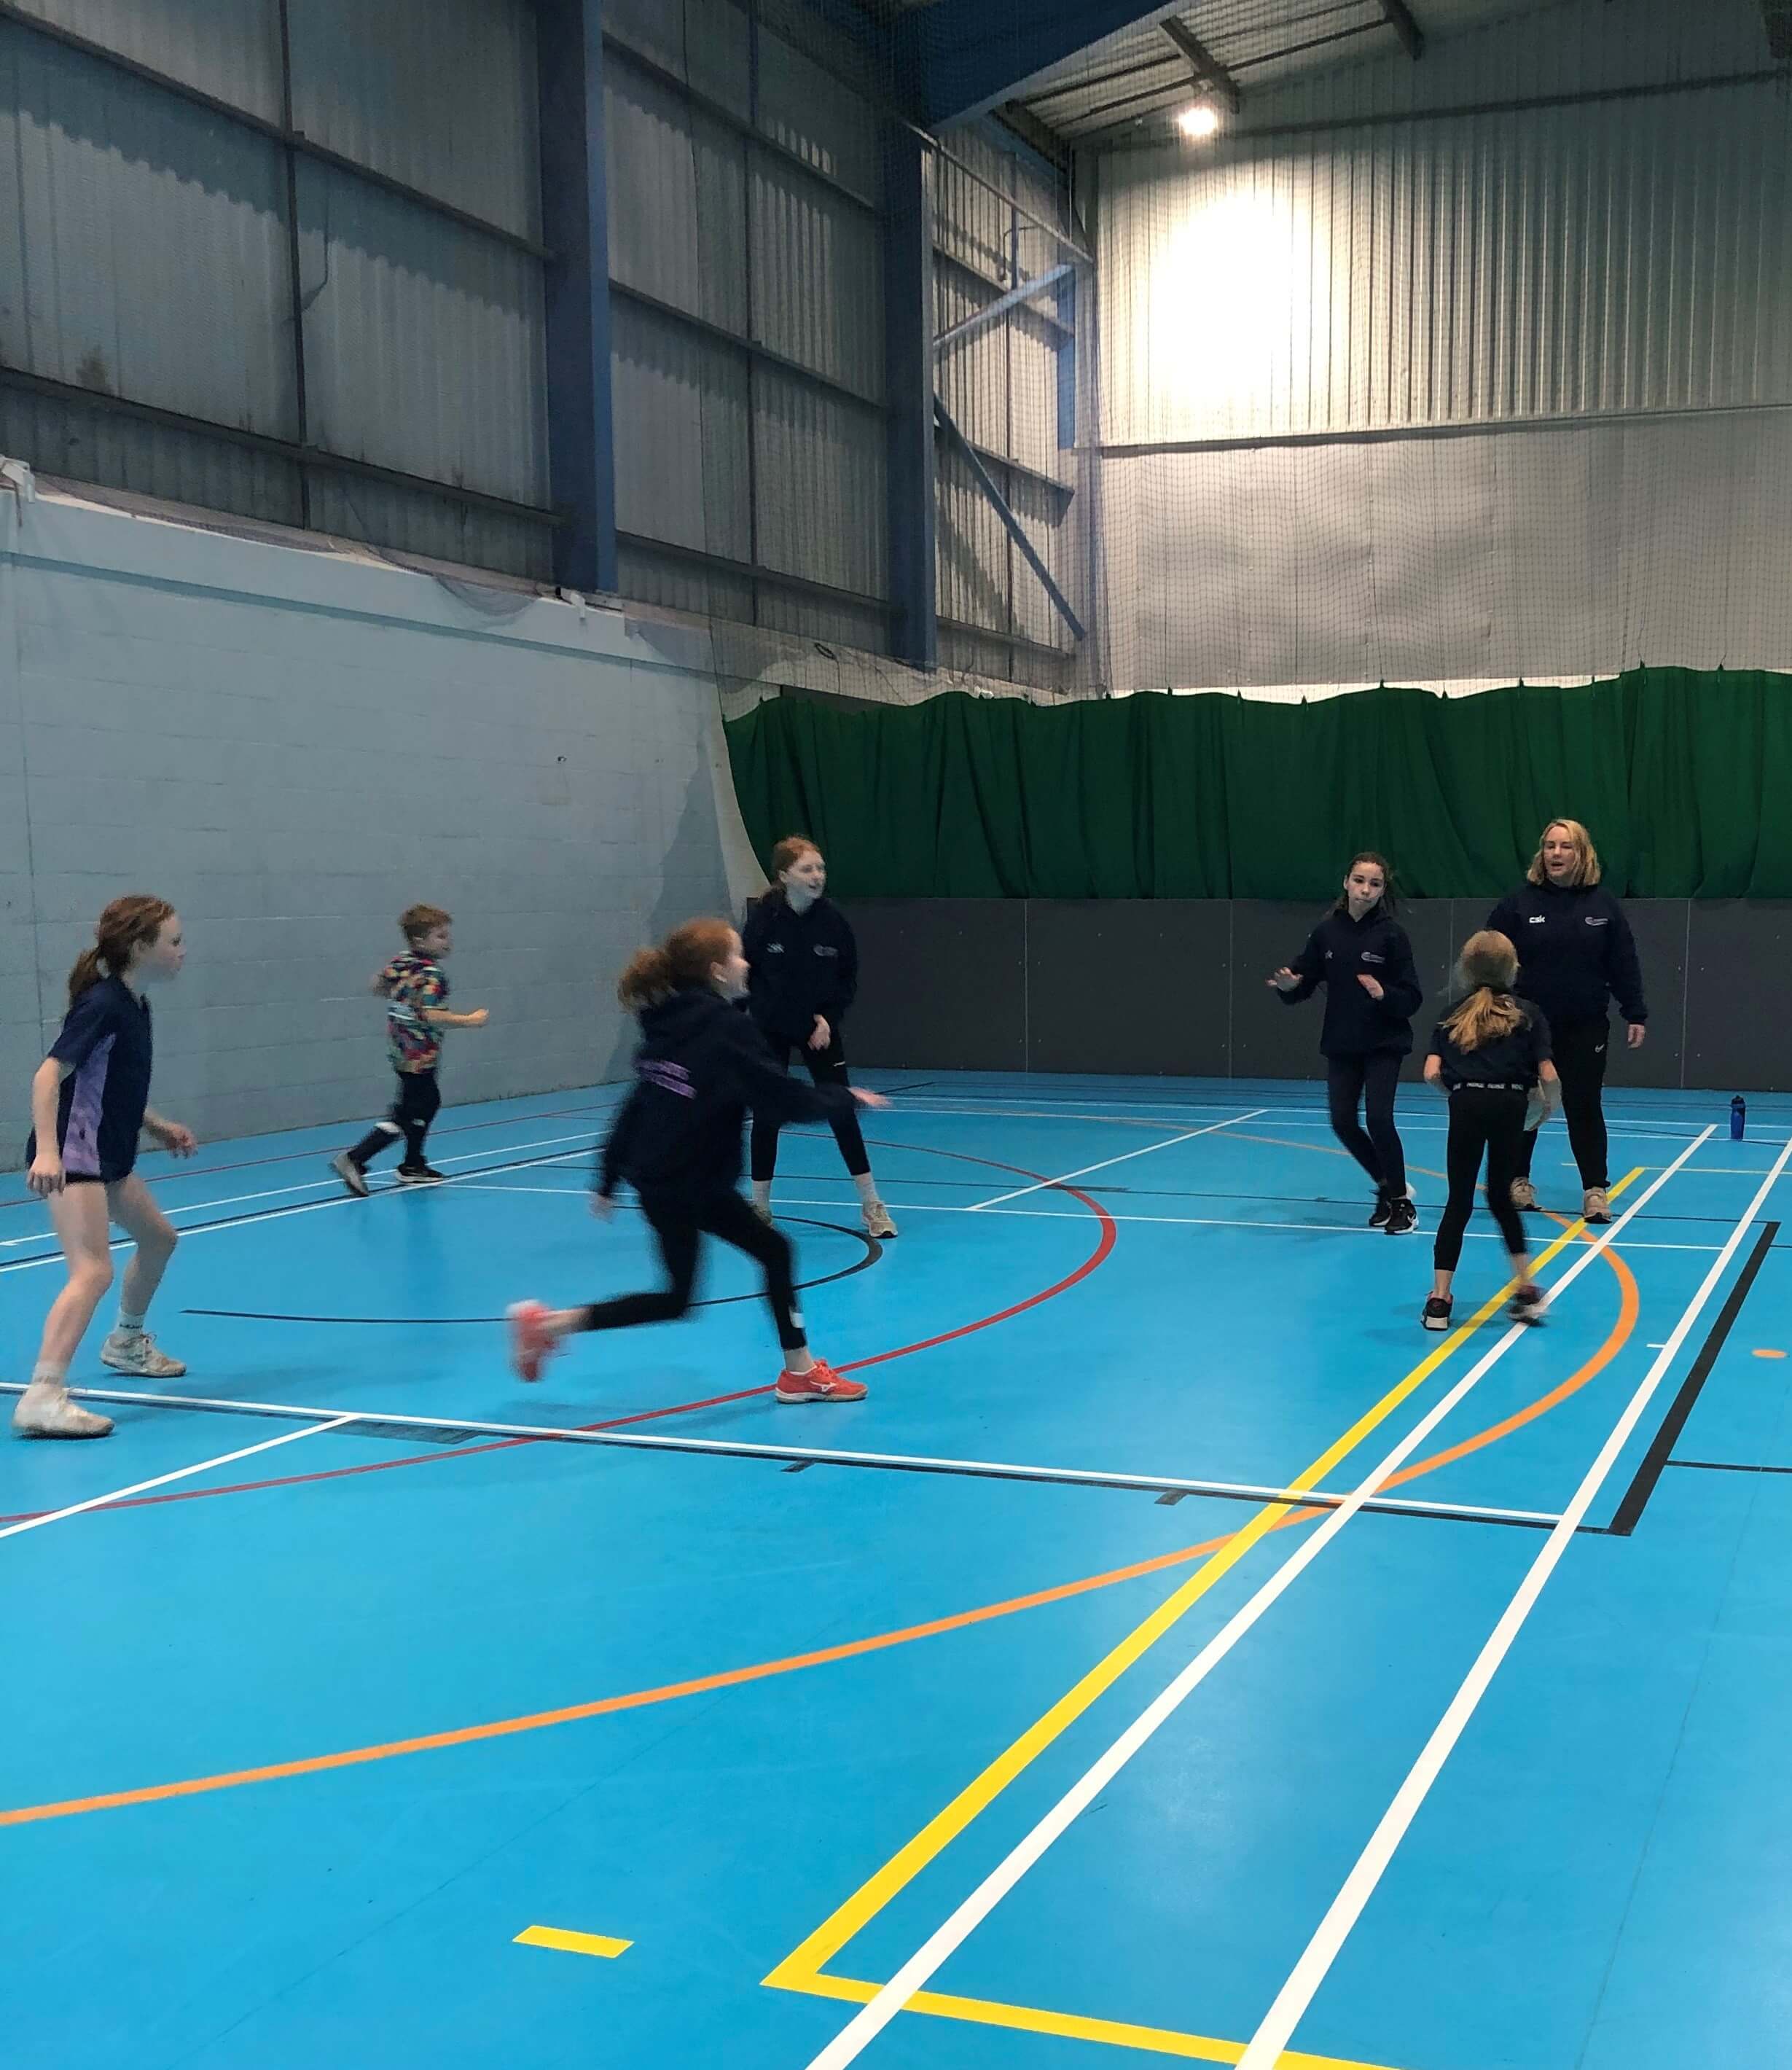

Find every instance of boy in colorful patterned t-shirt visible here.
[330,905,488,1194]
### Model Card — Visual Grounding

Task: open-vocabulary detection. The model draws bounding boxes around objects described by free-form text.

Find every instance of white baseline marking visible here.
[1238,1128,1792,2069]
[0,1415,356,1540]
[0,1383,1564,1528]
[967,1109,1268,1210]
[796,1128,1713,2070]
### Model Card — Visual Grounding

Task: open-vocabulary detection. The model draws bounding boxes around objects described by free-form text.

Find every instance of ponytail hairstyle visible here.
[1442,930,1525,1052]
[1331,851,1398,918]
[1526,819,1601,887]
[617,918,737,1010]
[67,895,176,1007]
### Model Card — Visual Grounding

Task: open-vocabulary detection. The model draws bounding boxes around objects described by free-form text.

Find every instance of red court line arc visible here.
[0,1154,1115,1526]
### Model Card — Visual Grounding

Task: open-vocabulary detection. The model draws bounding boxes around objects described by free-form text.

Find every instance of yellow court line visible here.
[514,1924,633,1959]
[764,1176,1638,2028]
[799,1969,1403,2070]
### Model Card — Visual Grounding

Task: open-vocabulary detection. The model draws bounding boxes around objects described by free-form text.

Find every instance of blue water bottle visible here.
[1732,1095,1746,1141]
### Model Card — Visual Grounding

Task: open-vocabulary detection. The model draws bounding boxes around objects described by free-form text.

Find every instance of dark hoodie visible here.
[743,892,858,1048]
[1278,905,1425,1058]
[598,986,853,1201]
[1484,880,1647,1028]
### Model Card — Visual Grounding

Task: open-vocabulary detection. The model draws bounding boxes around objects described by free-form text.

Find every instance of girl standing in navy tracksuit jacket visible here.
[1487,819,1646,1226]
[508,918,887,1405]
[743,836,896,1240]
[1270,852,1425,1233]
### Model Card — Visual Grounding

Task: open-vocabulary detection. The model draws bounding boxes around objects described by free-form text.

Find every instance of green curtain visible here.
[724,669,1792,899]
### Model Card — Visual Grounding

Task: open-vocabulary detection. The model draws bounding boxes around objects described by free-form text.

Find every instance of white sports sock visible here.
[31,1360,68,1387]
[751,1179,772,1211]
[852,1171,880,1205]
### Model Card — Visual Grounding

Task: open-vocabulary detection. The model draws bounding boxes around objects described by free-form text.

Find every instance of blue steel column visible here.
[536,0,618,594]
[883,126,938,671]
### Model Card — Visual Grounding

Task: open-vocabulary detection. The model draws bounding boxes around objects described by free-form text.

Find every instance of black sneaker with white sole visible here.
[1369,1194,1393,1230]
[1509,1282,1548,1325]
[396,1164,446,1186]
[1421,1294,1453,1332]
[1384,1196,1418,1235]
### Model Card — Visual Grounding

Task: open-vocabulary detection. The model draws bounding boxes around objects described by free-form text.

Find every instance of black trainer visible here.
[1421,1294,1453,1332]
[1369,1193,1393,1230]
[1384,1195,1418,1235]
[396,1163,446,1186]
[1509,1282,1548,1326]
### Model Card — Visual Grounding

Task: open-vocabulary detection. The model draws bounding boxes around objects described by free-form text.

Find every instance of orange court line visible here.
[0,1212,1639,1832]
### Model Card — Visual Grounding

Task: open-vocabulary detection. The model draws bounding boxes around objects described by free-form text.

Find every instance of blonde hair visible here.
[617,918,736,1010]
[1443,931,1525,1051]
[1526,819,1601,887]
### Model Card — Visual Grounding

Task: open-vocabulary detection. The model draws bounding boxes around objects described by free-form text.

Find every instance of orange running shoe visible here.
[507,1300,559,1383]
[774,1358,866,1405]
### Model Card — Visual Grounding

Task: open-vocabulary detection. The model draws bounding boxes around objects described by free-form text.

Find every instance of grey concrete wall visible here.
[1,483,740,1160]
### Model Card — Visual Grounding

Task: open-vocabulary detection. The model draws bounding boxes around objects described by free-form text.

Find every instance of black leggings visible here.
[574,1187,807,1353]
[351,1069,441,1168]
[749,1033,869,1182]
[1434,1088,1531,1272]
[1514,1017,1609,1190]
[1326,1052,1406,1198]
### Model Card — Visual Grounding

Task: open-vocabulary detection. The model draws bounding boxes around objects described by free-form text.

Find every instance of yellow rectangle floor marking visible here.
[765,1179,1636,2023]
[805,1971,1405,2069]
[514,1924,633,1958]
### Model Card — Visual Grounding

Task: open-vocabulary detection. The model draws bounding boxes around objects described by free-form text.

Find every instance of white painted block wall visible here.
[0,477,753,1163]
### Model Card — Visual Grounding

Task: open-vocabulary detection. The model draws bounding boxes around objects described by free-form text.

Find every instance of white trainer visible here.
[13,1380,113,1439]
[862,1200,898,1240]
[101,1330,187,1379]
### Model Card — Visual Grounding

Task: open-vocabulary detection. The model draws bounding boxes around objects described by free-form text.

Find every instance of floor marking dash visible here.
[513,1925,632,1958]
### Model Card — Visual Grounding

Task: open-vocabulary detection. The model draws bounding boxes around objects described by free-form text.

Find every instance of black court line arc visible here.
[183,1217,880,1322]
[1665,1458,1792,1477]
[1608,1219,1780,1536]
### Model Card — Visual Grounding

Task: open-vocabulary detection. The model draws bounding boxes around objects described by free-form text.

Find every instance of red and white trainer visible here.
[774,1359,866,1405]
[507,1300,560,1383]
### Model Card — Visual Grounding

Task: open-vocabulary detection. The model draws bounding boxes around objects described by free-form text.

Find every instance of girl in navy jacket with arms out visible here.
[1270,852,1425,1233]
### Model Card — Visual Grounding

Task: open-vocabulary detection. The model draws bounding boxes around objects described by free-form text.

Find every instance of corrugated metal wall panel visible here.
[606,63,748,333]
[934,265,1009,456]
[1097,0,1792,445]
[288,0,539,238]
[305,473,547,582]
[10,0,283,120]
[935,442,1009,634]
[754,368,887,598]
[617,540,755,625]
[604,0,751,123]
[754,590,890,654]
[0,24,297,434]
[756,28,880,207]
[611,297,752,562]
[0,384,303,526]
[751,160,885,402]
[297,162,547,506]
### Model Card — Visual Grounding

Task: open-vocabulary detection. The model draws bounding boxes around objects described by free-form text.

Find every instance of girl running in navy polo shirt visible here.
[13,896,195,1440]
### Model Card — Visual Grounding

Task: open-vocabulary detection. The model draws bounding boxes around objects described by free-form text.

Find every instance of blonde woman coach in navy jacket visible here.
[1487,818,1646,1226]
[1270,852,1425,1233]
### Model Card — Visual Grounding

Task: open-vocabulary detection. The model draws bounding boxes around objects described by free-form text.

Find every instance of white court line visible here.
[876,1099,1721,1142]
[796,1128,1713,2070]
[448,1181,1726,1252]
[967,1109,1268,1210]
[1237,1128,1792,2069]
[0,1131,596,1274]
[0,1381,1570,1528]
[0,1414,356,1540]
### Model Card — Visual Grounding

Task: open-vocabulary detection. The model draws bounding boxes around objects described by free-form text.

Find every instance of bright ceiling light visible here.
[1178,103,1221,139]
